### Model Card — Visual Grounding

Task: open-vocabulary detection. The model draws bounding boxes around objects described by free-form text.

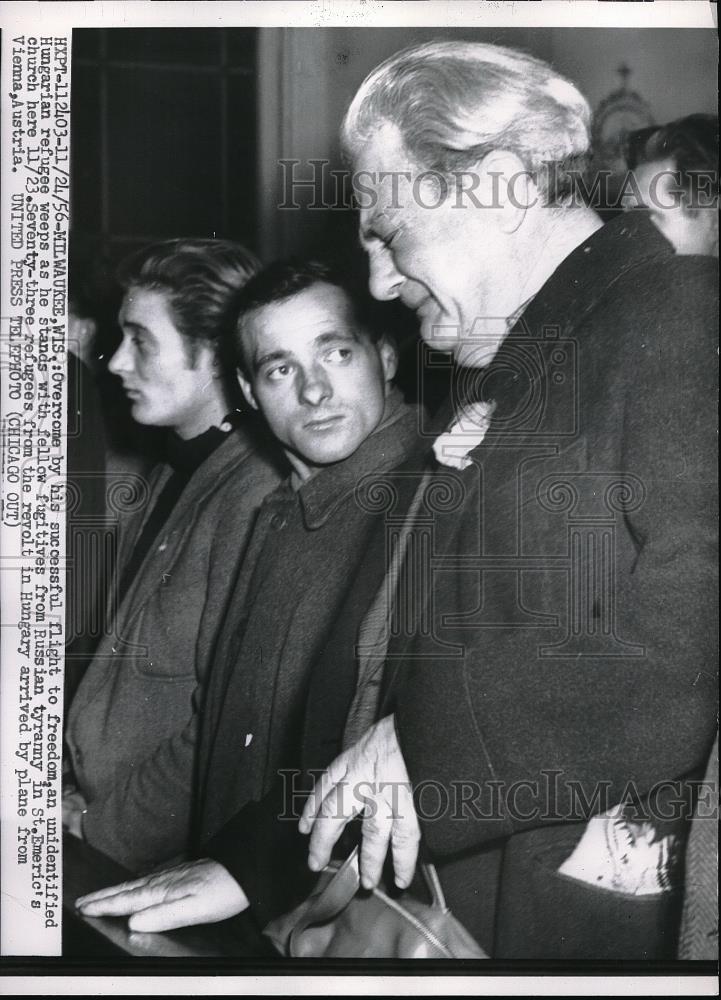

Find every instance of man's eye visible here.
[325,347,352,364]
[265,363,292,382]
[372,232,396,252]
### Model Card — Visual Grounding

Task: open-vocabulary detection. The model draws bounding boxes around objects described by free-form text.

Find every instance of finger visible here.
[62,794,84,819]
[76,877,168,916]
[390,787,421,889]
[299,754,349,834]
[359,799,393,889]
[76,875,154,909]
[128,871,247,931]
[128,896,201,932]
[306,779,364,871]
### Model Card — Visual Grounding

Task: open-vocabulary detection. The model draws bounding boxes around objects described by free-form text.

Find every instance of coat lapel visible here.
[113,429,259,645]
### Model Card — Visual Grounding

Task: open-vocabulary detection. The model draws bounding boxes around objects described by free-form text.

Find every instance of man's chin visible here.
[419,319,459,354]
[453,339,504,370]
[129,401,156,426]
[301,440,362,469]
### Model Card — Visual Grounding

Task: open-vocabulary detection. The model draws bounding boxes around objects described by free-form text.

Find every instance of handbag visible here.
[263,846,488,958]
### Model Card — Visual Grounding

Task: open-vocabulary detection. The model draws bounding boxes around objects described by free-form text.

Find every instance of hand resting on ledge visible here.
[75,857,249,931]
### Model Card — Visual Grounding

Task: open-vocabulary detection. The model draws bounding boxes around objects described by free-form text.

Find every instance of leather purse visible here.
[263,846,488,958]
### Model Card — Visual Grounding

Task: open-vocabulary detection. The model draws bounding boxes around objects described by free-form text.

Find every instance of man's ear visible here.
[236,370,259,411]
[478,149,537,234]
[378,336,398,388]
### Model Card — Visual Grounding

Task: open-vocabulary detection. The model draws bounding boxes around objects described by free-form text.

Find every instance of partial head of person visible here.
[625,114,719,257]
[68,235,121,370]
[341,40,599,369]
[234,259,398,483]
[109,239,260,438]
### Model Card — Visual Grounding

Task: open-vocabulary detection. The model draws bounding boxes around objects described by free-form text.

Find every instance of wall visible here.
[72,28,258,265]
[549,28,718,124]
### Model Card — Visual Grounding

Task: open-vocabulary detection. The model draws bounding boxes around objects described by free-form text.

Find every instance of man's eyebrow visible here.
[359,209,387,244]
[314,330,358,347]
[121,320,150,335]
[253,348,290,372]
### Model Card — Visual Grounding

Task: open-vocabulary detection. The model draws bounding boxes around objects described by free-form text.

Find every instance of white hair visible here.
[341,40,592,205]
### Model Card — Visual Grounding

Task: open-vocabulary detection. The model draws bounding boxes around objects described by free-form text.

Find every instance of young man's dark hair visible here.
[232,258,388,375]
[624,114,718,256]
[626,114,719,209]
[117,238,260,364]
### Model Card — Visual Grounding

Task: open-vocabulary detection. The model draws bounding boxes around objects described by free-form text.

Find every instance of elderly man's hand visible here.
[62,787,87,840]
[299,714,420,890]
[75,859,248,931]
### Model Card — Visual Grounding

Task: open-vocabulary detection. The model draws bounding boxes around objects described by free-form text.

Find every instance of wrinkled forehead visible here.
[354,122,422,227]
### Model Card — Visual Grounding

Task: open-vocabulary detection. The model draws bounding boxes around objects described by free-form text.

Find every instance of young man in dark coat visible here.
[63,240,283,871]
[75,260,425,935]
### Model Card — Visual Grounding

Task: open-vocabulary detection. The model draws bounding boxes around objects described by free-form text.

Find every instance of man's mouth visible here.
[123,386,142,400]
[304,414,346,431]
[402,293,431,314]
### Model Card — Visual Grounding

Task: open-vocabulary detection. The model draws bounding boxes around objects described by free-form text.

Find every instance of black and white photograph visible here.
[0,1,718,995]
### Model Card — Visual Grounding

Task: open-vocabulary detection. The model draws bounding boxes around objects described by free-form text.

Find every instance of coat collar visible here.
[433,211,677,460]
[164,409,245,475]
[514,209,674,342]
[120,423,279,618]
[146,420,273,524]
[457,211,677,425]
[293,387,422,530]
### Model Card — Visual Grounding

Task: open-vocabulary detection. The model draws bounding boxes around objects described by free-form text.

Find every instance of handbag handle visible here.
[420,855,448,911]
[289,849,361,948]
[291,846,448,946]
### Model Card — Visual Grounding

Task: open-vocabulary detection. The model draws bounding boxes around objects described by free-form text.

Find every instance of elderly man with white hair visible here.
[297,41,717,960]
[76,41,717,961]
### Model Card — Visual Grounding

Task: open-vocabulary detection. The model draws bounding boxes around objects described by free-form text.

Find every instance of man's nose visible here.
[368,246,404,302]
[108,338,132,376]
[298,365,332,406]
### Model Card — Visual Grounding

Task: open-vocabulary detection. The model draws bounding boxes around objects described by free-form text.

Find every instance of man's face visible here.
[355,123,523,368]
[110,287,217,438]
[627,157,719,257]
[237,282,397,482]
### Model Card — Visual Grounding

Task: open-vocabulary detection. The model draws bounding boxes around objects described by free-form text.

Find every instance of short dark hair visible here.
[626,114,719,211]
[233,258,388,375]
[117,238,260,364]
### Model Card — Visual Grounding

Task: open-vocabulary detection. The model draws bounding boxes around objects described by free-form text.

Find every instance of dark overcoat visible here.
[386,212,718,959]
[198,395,425,923]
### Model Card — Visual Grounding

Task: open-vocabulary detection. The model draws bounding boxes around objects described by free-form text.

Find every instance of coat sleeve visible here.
[203,775,318,931]
[80,460,278,872]
[394,258,719,858]
[81,711,201,870]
